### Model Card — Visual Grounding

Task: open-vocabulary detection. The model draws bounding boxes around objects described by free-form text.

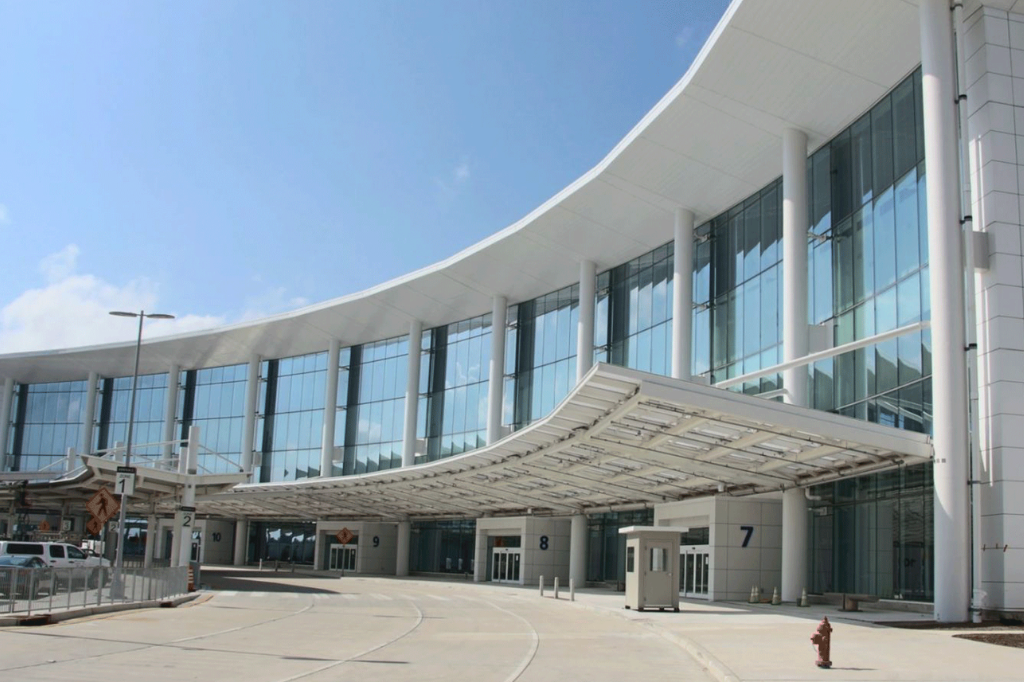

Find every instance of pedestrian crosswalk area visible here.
[211,590,511,605]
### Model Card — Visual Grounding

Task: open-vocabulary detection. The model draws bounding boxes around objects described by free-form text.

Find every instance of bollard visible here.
[539,575,545,597]
[553,576,559,600]
[259,559,263,571]
[570,578,575,602]
[799,588,809,607]
[771,587,781,605]
[810,617,832,668]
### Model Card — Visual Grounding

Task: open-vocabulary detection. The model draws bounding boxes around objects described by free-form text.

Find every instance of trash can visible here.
[619,526,687,612]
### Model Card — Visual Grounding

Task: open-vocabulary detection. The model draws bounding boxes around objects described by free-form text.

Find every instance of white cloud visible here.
[435,157,472,198]
[0,204,9,224]
[238,286,311,322]
[675,25,696,49]
[0,245,224,353]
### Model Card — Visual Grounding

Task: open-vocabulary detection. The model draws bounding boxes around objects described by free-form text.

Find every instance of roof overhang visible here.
[0,0,924,382]
[196,364,932,521]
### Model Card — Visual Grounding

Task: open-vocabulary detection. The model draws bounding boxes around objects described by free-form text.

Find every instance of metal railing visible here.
[0,565,189,617]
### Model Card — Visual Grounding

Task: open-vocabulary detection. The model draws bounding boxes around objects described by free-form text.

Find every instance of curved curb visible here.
[548,596,741,682]
[0,591,202,627]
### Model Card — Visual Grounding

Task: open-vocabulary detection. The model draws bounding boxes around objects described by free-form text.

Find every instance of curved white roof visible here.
[0,0,922,383]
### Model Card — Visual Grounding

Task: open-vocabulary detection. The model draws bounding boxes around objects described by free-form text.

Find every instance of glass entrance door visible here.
[491,548,521,583]
[680,545,710,599]
[330,545,356,572]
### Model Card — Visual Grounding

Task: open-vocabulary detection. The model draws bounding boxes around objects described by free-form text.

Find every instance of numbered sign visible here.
[115,471,136,496]
[177,506,196,531]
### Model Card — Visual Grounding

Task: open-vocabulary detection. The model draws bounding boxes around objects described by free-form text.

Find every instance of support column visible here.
[782,128,810,408]
[177,426,199,569]
[576,260,597,382]
[569,514,587,587]
[321,339,341,477]
[233,519,249,566]
[81,371,99,457]
[474,524,487,582]
[396,520,411,577]
[241,356,260,480]
[161,364,180,467]
[672,208,695,380]
[781,488,808,602]
[921,0,970,623]
[402,320,423,467]
[487,296,507,445]
[144,512,158,569]
[0,377,12,472]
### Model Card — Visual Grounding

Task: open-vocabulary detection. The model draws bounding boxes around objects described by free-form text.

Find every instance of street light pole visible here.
[109,310,174,599]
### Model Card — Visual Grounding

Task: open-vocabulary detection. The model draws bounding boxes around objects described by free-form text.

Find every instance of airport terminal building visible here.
[1,0,1022,622]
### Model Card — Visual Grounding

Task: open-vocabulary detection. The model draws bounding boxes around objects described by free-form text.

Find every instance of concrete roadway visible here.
[0,568,710,682]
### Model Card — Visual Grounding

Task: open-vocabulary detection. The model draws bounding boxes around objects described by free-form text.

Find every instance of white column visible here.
[576,260,597,382]
[781,488,808,602]
[672,208,695,380]
[402,320,423,468]
[321,339,341,477]
[177,426,199,569]
[782,128,810,408]
[473,525,488,582]
[396,520,411,577]
[487,296,507,445]
[0,377,13,472]
[241,356,260,479]
[233,519,248,566]
[161,364,180,466]
[921,0,970,623]
[569,514,587,587]
[81,371,99,456]
[144,513,157,569]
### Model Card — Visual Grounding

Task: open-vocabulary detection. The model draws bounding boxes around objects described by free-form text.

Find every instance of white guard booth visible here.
[620,526,687,612]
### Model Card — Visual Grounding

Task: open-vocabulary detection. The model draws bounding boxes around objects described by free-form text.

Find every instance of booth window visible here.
[626,547,635,573]
[650,547,667,572]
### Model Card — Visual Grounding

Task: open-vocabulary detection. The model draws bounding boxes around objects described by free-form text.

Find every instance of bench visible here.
[824,592,880,612]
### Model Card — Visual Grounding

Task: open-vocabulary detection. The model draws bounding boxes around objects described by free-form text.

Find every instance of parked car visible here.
[0,541,111,588]
[0,555,56,599]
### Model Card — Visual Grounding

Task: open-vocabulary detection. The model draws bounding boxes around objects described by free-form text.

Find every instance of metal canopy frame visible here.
[195,364,932,521]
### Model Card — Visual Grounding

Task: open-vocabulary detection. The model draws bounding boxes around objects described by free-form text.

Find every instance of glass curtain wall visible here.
[586,509,653,583]
[421,313,492,462]
[809,69,931,433]
[702,180,783,391]
[597,243,674,376]
[97,373,168,462]
[178,364,248,474]
[409,519,476,574]
[8,381,87,472]
[250,521,316,564]
[341,335,407,475]
[508,284,579,430]
[257,352,327,483]
[808,464,934,601]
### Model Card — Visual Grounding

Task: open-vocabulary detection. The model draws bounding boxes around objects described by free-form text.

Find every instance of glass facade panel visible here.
[510,284,578,430]
[809,464,933,601]
[421,313,492,463]
[9,381,88,472]
[586,509,654,583]
[410,519,476,574]
[257,352,326,483]
[179,364,248,474]
[98,373,168,464]
[603,243,673,377]
[340,335,407,475]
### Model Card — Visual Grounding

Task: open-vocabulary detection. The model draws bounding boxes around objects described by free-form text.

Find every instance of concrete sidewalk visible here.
[545,585,1023,682]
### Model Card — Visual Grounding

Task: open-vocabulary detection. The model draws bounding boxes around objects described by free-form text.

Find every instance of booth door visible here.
[643,541,674,605]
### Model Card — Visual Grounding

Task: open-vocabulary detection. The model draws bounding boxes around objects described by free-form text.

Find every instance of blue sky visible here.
[0,0,728,352]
